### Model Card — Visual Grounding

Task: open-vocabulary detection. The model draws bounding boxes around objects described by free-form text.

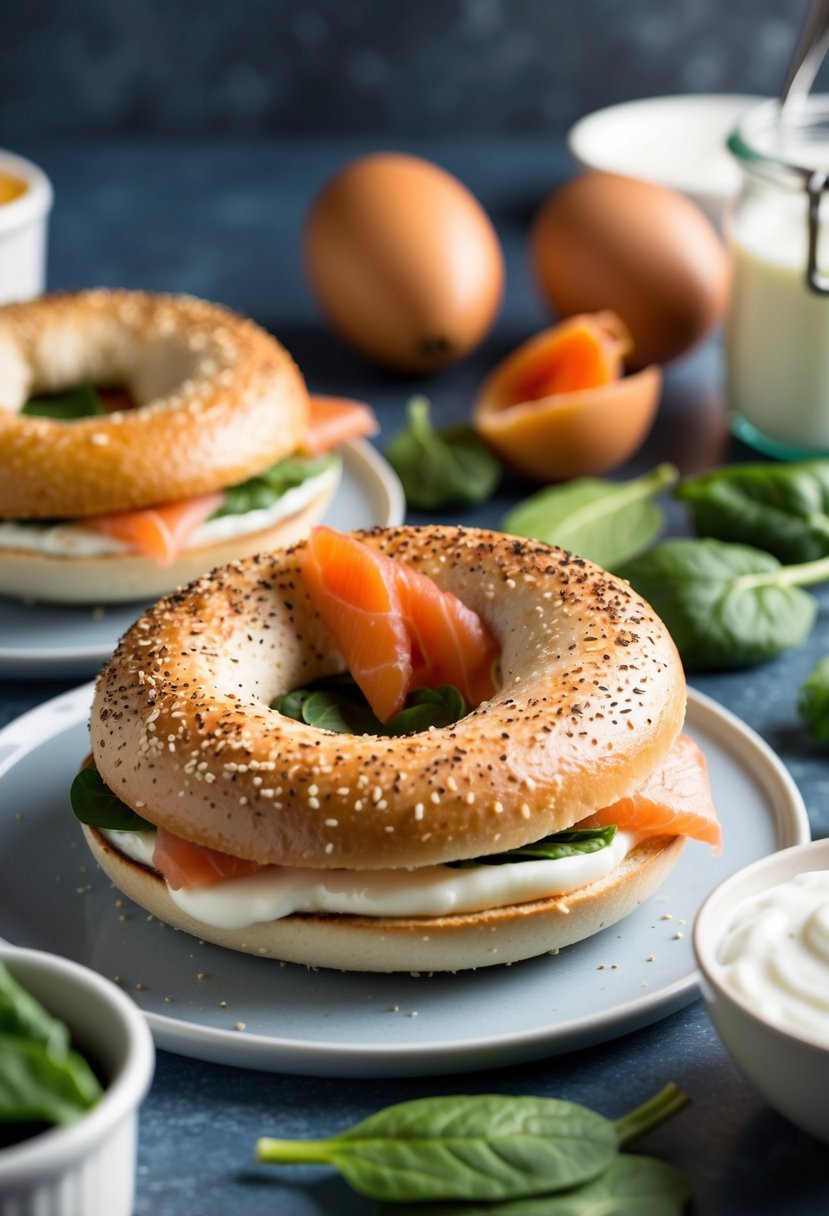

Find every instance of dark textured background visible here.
[0,0,814,138]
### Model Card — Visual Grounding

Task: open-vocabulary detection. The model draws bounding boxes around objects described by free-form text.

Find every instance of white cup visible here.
[0,945,155,1216]
[0,149,53,304]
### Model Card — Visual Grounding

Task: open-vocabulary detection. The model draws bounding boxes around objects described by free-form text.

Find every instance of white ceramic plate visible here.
[0,685,808,1078]
[0,440,404,680]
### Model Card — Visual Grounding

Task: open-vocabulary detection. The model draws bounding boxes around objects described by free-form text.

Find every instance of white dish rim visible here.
[0,682,810,1076]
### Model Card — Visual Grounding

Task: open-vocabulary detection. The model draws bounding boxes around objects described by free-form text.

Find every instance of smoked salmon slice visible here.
[300,395,379,456]
[84,490,224,565]
[301,526,499,722]
[153,826,266,890]
[583,733,721,851]
[394,562,500,710]
[301,527,413,722]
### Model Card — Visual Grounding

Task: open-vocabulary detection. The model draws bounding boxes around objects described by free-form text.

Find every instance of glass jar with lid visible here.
[727,97,829,456]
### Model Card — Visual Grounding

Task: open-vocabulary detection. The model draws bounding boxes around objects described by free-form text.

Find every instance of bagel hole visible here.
[19,383,135,420]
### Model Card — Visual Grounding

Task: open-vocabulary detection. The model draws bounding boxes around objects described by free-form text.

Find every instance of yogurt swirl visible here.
[716,871,829,1046]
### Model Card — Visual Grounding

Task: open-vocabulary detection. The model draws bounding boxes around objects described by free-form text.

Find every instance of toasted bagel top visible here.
[90,525,686,869]
[0,289,308,517]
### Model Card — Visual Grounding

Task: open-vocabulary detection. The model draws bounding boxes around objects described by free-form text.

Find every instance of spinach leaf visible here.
[798,655,829,742]
[256,1085,688,1204]
[385,686,467,735]
[450,826,617,867]
[214,453,338,519]
[618,538,829,670]
[386,396,501,510]
[272,677,466,736]
[676,461,829,564]
[258,1093,617,1202]
[0,962,103,1128]
[503,464,678,568]
[287,688,382,735]
[0,1034,102,1125]
[70,765,153,831]
[377,1154,692,1215]
[21,384,105,420]
[0,962,69,1058]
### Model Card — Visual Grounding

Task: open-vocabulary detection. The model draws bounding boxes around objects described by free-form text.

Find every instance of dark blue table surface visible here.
[3,137,828,1215]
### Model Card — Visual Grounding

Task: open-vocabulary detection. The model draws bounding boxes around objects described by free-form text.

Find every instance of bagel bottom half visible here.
[0,478,336,604]
[82,826,685,973]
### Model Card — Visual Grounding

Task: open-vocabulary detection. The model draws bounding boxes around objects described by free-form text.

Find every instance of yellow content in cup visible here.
[0,171,27,205]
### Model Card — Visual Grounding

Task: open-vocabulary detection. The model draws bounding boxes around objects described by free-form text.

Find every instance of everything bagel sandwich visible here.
[73,525,721,973]
[0,289,375,603]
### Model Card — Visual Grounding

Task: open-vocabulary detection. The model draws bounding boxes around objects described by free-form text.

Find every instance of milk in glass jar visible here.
[727,98,829,456]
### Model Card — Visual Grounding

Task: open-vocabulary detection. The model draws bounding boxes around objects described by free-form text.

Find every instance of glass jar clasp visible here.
[807,168,829,294]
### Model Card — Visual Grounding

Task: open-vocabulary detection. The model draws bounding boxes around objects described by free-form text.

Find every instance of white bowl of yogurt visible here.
[693,837,829,1144]
[567,94,764,229]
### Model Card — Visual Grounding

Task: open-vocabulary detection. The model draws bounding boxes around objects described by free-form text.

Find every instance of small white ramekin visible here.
[0,149,53,304]
[693,838,829,1145]
[0,945,155,1216]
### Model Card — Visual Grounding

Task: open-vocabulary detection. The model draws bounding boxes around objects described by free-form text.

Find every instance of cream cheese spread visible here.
[102,827,633,929]
[716,870,829,1046]
[0,462,339,557]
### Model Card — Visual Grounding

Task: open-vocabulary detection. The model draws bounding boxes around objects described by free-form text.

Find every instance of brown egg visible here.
[303,153,504,373]
[530,171,730,367]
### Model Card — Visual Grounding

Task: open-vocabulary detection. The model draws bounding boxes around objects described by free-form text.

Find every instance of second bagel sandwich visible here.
[0,289,376,603]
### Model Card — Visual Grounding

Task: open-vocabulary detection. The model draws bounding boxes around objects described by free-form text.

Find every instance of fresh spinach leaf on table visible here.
[386,396,501,510]
[675,461,829,563]
[798,655,829,742]
[503,464,678,568]
[617,538,829,670]
[377,1154,692,1216]
[256,1085,689,1204]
